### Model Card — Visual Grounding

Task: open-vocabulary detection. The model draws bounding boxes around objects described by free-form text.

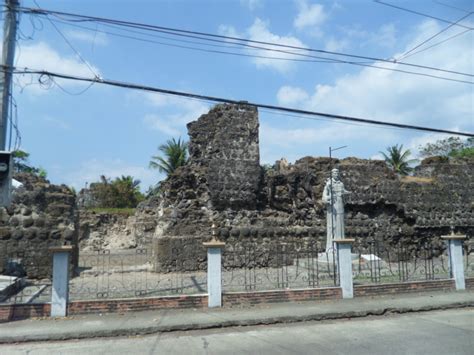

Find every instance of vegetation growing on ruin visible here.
[419,137,474,160]
[88,175,144,209]
[380,144,417,176]
[12,150,48,178]
[86,207,136,216]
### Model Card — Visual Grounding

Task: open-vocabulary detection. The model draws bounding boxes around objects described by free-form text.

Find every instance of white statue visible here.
[322,168,350,252]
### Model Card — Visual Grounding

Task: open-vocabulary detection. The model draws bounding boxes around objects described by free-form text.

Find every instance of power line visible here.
[374,0,474,30]
[433,1,472,14]
[401,27,472,60]
[8,66,474,138]
[42,14,99,79]
[18,5,474,80]
[39,16,474,85]
[396,11,473,61]
[47,18,338,65]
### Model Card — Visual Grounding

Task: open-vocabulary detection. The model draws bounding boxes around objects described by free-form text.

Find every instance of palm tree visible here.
[380,144,418,175]
[149,137,188,176]
[113,175,143,207]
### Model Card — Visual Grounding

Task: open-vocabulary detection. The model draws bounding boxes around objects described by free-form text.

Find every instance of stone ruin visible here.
[0,103,473,277]
[140,103,473,271]
[0,173,78,278]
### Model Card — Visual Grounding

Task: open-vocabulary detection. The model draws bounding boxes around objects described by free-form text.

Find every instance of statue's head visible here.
[331,168,340,180]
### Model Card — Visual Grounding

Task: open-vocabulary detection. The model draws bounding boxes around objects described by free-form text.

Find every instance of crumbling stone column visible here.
[187,103,260,210]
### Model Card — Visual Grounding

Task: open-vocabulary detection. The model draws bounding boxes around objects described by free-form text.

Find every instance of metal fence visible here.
[2,237,471,306]
[0,246,52,305]
[70,248,207,300]
[222,240,338,292]
[352,239,450,285]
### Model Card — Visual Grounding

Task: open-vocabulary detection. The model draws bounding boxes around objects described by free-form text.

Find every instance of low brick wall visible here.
[2,278,472,322]
[223,287,341,306]
[355,279,455,296]
[0,303,50,322]
[68,294,208,315]
[0,295,207,322]
[465,277,474,289]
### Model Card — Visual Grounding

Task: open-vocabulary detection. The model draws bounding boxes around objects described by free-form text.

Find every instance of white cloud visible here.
[370,153,384,160]
[63,158,158,192]
[218,24,242,39]
[277,86,309,106]
[294,0,327,31]
[258,118,399,164]
[15,42,101,94]
[219,18,306,73]
[142,93,210,136]
[335,23,397,52]
[405,133,458,159]
[65,30,109,46]
[260,121,397,149]
[324,37,349,52]
[367,23,397,49]
[271,20,472,157]
[240,0,263,10]
[277,19,473,130]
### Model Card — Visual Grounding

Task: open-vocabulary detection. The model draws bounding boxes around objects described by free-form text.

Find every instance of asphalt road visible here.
[2,308,473,354]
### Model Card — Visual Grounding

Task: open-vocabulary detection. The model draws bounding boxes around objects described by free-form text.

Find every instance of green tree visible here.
[448,137,474,159]
[419,137,467,159]
[12,150,48,177]
[12,150,33,173]
[113,175,143,207]
[380,144,418,175]
[149,137,188,176]
[449,147,474,158]
[89,175,144,208]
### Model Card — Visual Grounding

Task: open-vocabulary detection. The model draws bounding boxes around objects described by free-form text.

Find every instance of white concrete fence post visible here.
[49,245,74,317]
[442,234,466,291]
[335,239,355,299]
[203,240,225,308]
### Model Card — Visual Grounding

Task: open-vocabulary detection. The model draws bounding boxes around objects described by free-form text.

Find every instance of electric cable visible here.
[396,11,473,61]
[374,0,474,30]
[7,66,473,137]
[17,5,474,80]
[39,16,474,85]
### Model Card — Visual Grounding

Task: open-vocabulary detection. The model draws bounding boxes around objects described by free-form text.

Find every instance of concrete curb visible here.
[1,300,472,344]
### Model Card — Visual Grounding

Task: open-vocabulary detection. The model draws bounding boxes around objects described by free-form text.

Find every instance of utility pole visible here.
[0,0,19,207]
[0,0,19,150]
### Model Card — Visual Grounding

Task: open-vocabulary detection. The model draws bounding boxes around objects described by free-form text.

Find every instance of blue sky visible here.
[8,0,474,191]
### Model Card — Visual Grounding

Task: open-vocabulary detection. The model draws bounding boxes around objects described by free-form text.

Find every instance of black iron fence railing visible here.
[70,248,207,300]
[352,239,450,285]
[0,246,52,305]
[222,240,338,292]
[2,237,471,305]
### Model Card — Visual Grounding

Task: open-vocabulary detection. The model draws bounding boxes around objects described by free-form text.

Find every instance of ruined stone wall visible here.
[187,103,260,211]
[78,210,138,251]
[0,173,78,278]
[146,104,473,271]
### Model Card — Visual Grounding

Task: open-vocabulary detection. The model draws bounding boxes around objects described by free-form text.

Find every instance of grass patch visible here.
[400,176,435,184]
[86,207,136,216]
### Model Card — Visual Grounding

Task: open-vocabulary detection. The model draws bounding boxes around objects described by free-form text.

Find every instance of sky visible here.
[6,0,474,191]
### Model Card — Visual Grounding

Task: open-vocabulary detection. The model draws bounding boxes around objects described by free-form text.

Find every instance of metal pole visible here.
[0,0,19,150]
[329,147,335,249]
